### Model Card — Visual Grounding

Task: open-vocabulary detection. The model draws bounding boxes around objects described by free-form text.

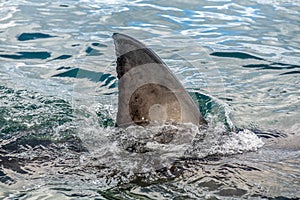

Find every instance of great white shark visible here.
[112,33,207,128]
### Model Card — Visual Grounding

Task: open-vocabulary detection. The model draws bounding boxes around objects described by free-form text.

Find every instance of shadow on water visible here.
[0,52,51,60]
[211,52,265,61]
[211,51,300,76]
[85,43,107,56]
[50,54,72,61]
[279,71,300,75]
[52,67,117,89]
[0,33,55,60]
[0,32,107,61]
[17,33,56,41]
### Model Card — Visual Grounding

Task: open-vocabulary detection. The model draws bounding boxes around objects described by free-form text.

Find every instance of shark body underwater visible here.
[112,33,207,128]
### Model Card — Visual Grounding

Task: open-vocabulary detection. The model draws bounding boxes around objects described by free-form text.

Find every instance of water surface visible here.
[0,0,299,199]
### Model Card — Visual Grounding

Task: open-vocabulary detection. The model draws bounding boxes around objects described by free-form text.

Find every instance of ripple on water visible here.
[0,51,51,60]
[17,32,56,41]
[0,2,18,30]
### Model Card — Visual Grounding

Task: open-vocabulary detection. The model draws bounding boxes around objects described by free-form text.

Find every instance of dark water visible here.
[0,0,299,199]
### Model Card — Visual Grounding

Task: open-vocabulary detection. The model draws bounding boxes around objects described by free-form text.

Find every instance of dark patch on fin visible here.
[113,33,164,79]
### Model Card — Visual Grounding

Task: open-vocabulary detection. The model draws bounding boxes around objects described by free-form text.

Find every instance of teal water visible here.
[0,0,299,199]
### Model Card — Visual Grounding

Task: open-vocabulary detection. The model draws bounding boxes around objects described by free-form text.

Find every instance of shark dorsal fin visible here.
[113,33,207,127]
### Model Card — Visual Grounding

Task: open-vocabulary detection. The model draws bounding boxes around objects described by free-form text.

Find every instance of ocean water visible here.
[0,0,299,199]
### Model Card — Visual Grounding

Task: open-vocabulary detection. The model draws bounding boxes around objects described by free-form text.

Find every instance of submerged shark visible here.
[112,33,207,128]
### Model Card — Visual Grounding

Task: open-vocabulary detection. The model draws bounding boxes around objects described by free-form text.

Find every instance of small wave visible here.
[78,120,264,176]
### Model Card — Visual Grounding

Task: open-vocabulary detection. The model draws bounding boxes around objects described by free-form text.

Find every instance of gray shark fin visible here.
[112,33,207,127]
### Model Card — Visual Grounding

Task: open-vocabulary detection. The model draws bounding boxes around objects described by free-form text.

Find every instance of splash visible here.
[78,117,264,178]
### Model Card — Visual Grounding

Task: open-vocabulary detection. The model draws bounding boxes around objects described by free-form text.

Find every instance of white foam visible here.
[77,119,264,176]
[190,124,264,158]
